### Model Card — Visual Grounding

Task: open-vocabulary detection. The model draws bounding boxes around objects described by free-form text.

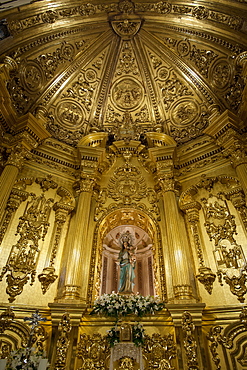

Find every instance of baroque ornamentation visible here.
[46,115,85,146]
[111,19,142,39]
[182,311,199,370]
[56,100,84,130]
[62,71,95,111]
[0,192,53,302]
[0,187,29,245]
[38,188,74,294]
[210,59,232,90]
[0,307,15,333]
[111,78,144,111]
[6,144,30,170]
[143,333,176,369]
[54,313,71,370]
[108,162,147,204]
[180,175,247,301]
[6,1,244,36]
[206,326,222,370]
[116,42,139,76]
[76,333,110,370]
[170,99,200,126]
[170,110,209,144]
[196,266,216,295]
[190,45,217,77]
[201,196,237,245]
[158,71,193,111]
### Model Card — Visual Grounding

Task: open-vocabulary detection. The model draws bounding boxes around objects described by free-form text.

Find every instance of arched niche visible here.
[88,207,166,303]
[101,224,154,296]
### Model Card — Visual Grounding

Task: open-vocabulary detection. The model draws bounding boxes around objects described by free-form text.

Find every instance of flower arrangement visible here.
[106,322,145,347]
[6,347,47,370]
[132,322,145,347]
[90,293,164,319]
[106,326,120,347]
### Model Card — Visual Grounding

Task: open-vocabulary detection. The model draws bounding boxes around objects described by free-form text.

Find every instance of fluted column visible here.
[62,176,96,302]
[204,110,247,197]
[59,134,106,304]
[149,145,196,302]
[0,145,28,224]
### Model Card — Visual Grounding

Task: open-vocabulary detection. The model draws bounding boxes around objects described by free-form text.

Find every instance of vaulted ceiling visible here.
[0,0,246,147]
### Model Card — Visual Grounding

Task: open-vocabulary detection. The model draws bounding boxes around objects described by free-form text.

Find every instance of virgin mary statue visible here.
[118,239,136,294]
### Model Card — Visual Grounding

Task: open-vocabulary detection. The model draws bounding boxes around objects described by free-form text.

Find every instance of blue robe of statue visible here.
[118,249,135,293]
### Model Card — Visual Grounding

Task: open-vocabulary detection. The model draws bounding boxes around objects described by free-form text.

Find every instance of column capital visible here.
[204,110,246,168]
[180,202,201,223]
[73,175,96,194]
[6,144,30,170]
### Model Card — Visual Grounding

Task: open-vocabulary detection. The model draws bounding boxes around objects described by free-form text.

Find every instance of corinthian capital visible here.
[6,144,30,170]
[73,175,96,193]
[159,173,178,193]
[222,139,247,168]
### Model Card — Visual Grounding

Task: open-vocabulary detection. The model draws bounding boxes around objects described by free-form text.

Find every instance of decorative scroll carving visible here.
[170,110,209,144]
[182,311,199,370]
[206,326,222,370]
[0,307,15,333]
[228,191,247,230]
[190,45,217,77]
[0,191,53,302]
[54,313,71,370]
[201,197,237,246]
[180,174,247,301]
[76,333,110,370]
[62,72,94,111]
[158,71,193,111]
[0,188,29,245]
[108,162,147,204]
[143,333,176,369]
[35,174,58,192]
[38,187,74,294]
[116,42,139,76]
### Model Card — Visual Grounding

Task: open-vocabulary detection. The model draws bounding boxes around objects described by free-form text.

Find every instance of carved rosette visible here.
[111,78,144,111]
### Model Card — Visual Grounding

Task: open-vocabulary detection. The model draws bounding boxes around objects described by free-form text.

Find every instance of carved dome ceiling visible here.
[0,0,246,147]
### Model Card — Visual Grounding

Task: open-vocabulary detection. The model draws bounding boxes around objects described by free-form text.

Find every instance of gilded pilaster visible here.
[204,110,247,197]
[59,135,106,303]
[149,145,196,302]
[181,203,216,294]
[38,204,74,294]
